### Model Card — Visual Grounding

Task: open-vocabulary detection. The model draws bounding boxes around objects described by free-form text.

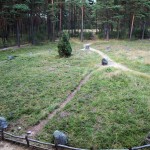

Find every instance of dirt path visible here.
[90,47,150,78]
[0,44,30,51]
[0,141,29,150]
[28,72,93,138]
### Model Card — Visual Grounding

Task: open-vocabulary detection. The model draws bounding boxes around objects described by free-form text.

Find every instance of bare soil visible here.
[0,141,29,150]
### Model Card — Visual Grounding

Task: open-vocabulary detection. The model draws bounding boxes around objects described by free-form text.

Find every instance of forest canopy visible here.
[0,0,150,47]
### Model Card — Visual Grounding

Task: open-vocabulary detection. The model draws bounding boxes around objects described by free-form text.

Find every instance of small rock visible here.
[0,117,8,129]
[18,126,21,130]
[27,131,32,135]
[106,46,111,51]
[102,58,108,65]
[8,56,16,60]
[147,132,150,139]
[53,130,68,145]
[84,44,90,50]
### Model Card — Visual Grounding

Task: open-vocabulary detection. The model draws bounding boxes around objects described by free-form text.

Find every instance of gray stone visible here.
[18,126,21,130]
[102,58,108,65]
[106,46,111,51]
[84,44,90,50]
[29,52,33,56]
[27,131,32,135]
[147,132,150,139]
[53,130,68,145]
[0,117,8,129]
[8,55,17,60]
[145,132,150,144]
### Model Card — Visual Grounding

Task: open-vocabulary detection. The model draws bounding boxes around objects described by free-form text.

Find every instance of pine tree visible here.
[58,32,72,57]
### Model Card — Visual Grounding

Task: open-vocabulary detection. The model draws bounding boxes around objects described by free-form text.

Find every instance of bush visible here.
[133,28,149,39]
[110,31,117,39]
[98,32,104,39]
[83,32,93,40]
[70,32,80,38]
[98,30,128,39]
[58,32,72,57]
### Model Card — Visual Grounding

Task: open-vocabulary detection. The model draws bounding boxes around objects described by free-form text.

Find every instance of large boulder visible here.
[0,117,8,129]
[53,130,68,145]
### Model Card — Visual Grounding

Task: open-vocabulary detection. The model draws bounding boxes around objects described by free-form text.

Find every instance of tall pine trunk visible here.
[81,5,84,42]
[129,14,135,40]
[16,20,20,47]
[142,21,146,40]
[52,0,55,41]
[117,19,120,39]
[59,2,62,32]
[106,25,110,40]
[47,16,52,40]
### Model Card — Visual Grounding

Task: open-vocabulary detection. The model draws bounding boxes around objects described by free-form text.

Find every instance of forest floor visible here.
[0,39,150,149]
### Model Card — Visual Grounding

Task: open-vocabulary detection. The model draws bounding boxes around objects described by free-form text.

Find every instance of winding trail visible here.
[90,47,150,78]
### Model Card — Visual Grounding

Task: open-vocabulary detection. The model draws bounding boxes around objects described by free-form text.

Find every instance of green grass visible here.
[0,41,100,133]
[0,39,150,149]
[91,40,150,74]
[37,68,150,149]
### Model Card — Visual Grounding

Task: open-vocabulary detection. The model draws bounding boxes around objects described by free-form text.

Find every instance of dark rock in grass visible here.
[53,130,68,145]
[106,46,111,51]
[7,55,17,60]
[147,132,150,139]
[145,132,150,144]
[84,44,90,50]
[102,58,108,65]
[0,117,8,129]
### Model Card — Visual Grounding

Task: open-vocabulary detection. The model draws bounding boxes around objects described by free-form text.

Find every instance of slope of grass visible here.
[37,68,150,149]
[0,41,100,133]
[92,40,150,74]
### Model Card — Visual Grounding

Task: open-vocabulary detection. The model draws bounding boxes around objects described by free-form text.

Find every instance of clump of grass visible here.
[37,69,150,149]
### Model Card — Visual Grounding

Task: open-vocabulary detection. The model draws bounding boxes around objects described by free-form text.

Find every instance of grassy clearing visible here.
[91,40,150,74]
[37,68,150,149]
[0,41,100,133]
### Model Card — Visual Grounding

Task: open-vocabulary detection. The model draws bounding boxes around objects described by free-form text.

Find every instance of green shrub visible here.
[98,32,104,39]
[118,30,128,39]
[34,31,47,44]
[58,32,72,57]
[83,32,93,40]
[110,31,117,39]
[98,30,129,39]
[133,28,149,39]
[70,32,80,38]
